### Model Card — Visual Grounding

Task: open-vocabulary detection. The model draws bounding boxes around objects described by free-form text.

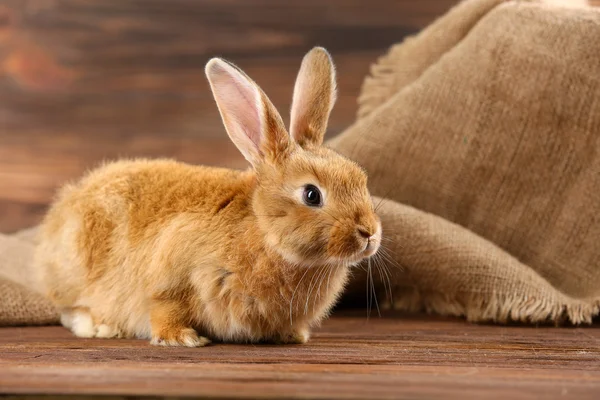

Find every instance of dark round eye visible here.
[303,184,322,207]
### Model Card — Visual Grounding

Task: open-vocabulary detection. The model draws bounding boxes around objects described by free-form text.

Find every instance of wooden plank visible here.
[2,363,600,400]
[1,313,599,399]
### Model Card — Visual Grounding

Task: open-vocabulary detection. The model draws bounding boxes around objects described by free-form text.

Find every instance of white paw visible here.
[95,324,120,339]
[70,310,96,338]
[62,310,122,339]
[60,312,74,330]
[182,334,211,347]
[150,328,211,347]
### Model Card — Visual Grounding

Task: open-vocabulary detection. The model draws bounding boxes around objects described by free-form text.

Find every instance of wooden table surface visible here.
[1,312,599,399]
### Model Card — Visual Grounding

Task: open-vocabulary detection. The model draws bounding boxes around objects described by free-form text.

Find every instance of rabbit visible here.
[34,47,382,347]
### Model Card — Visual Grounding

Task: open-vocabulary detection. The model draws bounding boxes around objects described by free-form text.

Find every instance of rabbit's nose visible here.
[357,227,373,239]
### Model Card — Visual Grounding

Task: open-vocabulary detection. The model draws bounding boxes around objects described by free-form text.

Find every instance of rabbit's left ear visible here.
[289,47,337,148]
[206,58,292,167]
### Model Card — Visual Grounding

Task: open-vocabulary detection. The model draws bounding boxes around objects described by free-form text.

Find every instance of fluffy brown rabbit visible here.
[34,47,382,346]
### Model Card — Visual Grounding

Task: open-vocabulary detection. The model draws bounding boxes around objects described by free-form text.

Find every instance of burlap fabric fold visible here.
[1,0,598,326]
[330,0,600,323]
[0,228,58,325]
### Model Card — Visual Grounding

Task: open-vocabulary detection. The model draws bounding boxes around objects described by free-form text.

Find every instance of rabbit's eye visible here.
[303,185,322,207]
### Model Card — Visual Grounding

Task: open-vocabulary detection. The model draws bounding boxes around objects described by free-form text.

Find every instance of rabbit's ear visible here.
[289,47,337,148]
[206,58,291,167]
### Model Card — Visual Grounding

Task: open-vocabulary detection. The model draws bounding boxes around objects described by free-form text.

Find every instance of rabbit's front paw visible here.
[273,328,310,344]
[151,327,211,347]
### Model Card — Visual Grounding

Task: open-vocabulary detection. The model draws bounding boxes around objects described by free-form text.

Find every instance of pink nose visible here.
[357,228,373,239]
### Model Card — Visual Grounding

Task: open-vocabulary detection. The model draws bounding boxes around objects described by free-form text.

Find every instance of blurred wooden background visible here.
[0,0,456,232]
[1,0,597,233]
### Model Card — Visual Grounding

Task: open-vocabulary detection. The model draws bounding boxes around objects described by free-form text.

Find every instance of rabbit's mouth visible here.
[363,239,380,258]
[358,224,382,258]
[322,222,382,266]
[338,240,381,266]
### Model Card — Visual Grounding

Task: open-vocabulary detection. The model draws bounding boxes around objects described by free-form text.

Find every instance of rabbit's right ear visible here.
[205,59,291,167]
[289,47,337,148]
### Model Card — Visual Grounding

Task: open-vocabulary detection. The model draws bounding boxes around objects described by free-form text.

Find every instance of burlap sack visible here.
[0,0,598,326]
[331,0,600,323]
[0,228,58,325]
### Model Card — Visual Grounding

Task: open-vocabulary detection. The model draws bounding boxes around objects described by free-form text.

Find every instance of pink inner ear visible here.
[290,70,310,140]
[206,60,264,164]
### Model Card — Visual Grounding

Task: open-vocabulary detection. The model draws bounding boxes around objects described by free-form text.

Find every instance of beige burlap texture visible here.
[0,228,58,325]
[331,0,600,323]
[0,0,598,326]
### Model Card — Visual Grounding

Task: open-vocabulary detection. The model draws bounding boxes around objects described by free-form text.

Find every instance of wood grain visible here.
[1,312,599,399]
[0,0,458,233]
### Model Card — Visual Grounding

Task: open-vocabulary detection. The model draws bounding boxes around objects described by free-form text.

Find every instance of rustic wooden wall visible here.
[1,0,598,232]
[0,0,461,232]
